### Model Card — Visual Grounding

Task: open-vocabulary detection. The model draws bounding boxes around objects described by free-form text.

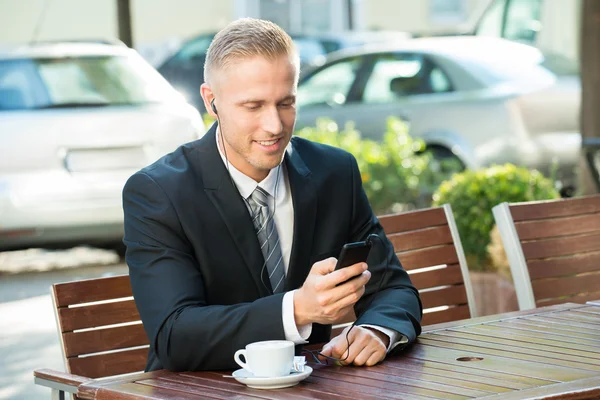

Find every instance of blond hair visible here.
[204,18,299,84]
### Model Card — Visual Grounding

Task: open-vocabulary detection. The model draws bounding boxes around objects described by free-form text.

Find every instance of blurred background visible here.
[1,0,599,398]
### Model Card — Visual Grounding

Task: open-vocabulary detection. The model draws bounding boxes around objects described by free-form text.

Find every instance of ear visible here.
[200,83,217,118]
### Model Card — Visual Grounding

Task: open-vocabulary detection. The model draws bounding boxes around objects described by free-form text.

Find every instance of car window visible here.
[362,54,452,104]
[38,61,109,104]
[170,35,214,63]
[34,55,180,107]
[293,38,327,64]
[503,0,542,44]
[297,57,362,107]
[476,0,506,37]
[0,60,47,110]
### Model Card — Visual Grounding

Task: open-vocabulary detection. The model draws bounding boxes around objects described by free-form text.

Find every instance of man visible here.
[123,18,422,372]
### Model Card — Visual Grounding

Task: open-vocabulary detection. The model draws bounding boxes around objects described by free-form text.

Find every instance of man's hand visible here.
[320,326,389,366]
[293,258,371,326]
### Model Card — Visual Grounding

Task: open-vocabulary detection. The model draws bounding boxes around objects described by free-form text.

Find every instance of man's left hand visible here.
[319,326,389,366]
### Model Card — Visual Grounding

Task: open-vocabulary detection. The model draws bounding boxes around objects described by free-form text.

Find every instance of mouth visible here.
[255,139,280,146]
[254,137,284,151]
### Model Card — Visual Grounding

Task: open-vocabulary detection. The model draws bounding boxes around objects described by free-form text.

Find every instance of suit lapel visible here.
[196,124,271,297]
[284,140,317,291]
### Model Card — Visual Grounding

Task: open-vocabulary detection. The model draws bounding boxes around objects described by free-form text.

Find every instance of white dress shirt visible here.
[216,133,405,351]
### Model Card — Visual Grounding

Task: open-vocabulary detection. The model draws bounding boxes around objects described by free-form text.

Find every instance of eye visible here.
[245,104,261,110]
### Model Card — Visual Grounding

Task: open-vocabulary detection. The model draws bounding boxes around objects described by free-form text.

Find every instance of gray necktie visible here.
[248,187,285,293]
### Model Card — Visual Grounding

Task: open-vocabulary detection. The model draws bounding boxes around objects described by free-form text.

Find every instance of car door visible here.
[339,52,457,141]
[295,55,368,132]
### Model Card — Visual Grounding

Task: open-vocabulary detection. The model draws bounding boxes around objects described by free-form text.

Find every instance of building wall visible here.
[0,0,232,45]
[0,0,117,45]
[362,0,484,34]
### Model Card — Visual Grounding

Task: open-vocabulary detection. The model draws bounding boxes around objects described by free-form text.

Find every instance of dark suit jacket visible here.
[122,123,422,372]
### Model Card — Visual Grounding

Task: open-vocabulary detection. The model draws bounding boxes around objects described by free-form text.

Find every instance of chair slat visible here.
[536,291,600,307]
[388,225,453,252]
[379,207,447,233]
[409,264,465,290]
[58,299,140,332]
[515,213,600,241]
[68,347,148,378]
[420,285,468,310]
[521,232,600,260]
[421,304,470,326]
[532,272,600,302]
[398,244,459,270]
[53,275,133,307]
[510,195,600,222]
[63,323,149,358]
[528,251,600,280]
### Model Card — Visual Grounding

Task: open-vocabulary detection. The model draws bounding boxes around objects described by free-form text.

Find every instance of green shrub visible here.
[296,117,453,214]
[203,114,460,214]
[432,164,560,271]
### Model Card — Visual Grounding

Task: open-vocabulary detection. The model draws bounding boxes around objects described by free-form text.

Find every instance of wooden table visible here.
[78,303,600,399]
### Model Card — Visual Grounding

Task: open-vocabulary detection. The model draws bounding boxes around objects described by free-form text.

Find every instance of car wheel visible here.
[426,145,465,175]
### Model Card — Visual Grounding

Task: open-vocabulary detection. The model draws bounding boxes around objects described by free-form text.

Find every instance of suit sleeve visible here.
[346,154,423,347]
[122,172,286,371]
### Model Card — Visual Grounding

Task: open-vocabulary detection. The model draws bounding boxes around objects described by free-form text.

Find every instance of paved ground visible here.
[0,248,127,400]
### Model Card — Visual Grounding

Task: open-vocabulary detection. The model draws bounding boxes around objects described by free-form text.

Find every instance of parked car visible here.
[0,41,205,250]
[295,36,580,193]
[157,31,411,112]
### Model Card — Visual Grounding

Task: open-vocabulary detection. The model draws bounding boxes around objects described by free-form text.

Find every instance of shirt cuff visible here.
[360,324,408,353]
[282,290,312,344]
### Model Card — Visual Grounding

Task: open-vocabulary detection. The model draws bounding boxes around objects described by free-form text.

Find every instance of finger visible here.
[317,346,332,363]
[332,326,365,364]
[330,329,353,361]
[311,257,337,275]
[353,346,377,366]
[366,348,386,366]
[327,262,369,288]
[326,275,369,311]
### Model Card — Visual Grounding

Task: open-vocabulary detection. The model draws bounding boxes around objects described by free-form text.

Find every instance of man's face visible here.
[211,55,298,182]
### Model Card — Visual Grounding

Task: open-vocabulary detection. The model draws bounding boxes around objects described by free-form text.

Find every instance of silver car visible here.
[0,41,205,250]
[296,36,580,193]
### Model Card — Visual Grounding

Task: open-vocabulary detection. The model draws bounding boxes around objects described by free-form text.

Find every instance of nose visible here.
[261,106,283,135]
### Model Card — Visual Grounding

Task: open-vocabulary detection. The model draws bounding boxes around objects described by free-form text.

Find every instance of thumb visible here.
[311,257,337,275]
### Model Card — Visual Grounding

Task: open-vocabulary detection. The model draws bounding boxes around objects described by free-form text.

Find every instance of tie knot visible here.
[250,187,270,208]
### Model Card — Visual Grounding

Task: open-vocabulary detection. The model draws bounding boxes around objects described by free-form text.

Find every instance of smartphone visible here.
[334,240,372,275]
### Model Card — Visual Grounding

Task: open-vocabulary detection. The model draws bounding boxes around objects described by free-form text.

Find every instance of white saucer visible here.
[231,366,313,389]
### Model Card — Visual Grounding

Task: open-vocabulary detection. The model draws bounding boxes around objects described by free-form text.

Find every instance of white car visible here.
[296,36,580,193]
[0,41,205,250]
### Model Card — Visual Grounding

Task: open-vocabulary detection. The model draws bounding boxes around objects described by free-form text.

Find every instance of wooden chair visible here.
[493,194,600,310]
[333,204,477,335]
[34,275,148,399]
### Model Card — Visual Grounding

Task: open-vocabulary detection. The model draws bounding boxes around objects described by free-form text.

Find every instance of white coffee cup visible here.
[234,340,294,377]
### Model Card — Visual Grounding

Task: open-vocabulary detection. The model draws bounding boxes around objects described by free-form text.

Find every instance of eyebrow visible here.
[236,95,296,106]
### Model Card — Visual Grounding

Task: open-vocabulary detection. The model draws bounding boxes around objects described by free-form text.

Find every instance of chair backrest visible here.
[51,274,149,379]
[493,194,600,310]
[380,204,476,326]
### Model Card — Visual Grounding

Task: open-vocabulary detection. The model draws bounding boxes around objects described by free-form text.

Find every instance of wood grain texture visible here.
[68,347,148,378]
[527,251,600,280]
[63,323,148,358]
[509,195,600,221]
[74,305,600,400]
[57,299,141,332]
[515,213,600,240]
[379,207,447,233]
[54,275,133,307]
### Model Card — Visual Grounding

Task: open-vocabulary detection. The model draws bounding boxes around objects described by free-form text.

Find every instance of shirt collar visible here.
[216,129,281,200]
